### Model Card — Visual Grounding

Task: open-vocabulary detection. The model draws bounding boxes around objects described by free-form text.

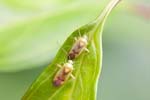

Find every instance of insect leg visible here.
[84,48,89,53]
[57,64,62,68]
[70,74,75,80]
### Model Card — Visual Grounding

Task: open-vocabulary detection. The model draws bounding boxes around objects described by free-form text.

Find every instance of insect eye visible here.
[68,60,73,64]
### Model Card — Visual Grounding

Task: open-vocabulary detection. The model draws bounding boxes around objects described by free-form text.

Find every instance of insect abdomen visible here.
[53,67,72,86]
[68,39,87,60]
[53,79,63,86]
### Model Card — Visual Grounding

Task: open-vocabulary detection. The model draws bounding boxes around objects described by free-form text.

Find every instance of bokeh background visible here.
[0,0,150,100]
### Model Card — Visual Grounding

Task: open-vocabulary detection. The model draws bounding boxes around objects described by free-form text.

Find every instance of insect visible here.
[68,35,89,60]
[53,60,75,86]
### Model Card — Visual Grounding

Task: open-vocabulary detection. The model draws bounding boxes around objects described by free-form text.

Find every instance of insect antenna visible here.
[56,40,69,62]
[78,29,82,37]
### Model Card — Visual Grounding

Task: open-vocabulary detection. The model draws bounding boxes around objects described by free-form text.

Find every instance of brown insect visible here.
[68,35,89,60]
[53,60,75,86]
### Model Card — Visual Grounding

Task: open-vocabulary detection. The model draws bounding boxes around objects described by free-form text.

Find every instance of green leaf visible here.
[22,0,121,100]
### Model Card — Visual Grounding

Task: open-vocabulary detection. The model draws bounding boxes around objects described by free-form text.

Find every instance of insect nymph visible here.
[53,60,75,86]
[68,35,89,60]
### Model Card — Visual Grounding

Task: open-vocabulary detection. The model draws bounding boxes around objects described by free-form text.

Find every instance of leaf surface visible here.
[22,0,121,100]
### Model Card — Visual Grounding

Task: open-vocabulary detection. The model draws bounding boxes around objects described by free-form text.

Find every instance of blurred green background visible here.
[0,0,150,100]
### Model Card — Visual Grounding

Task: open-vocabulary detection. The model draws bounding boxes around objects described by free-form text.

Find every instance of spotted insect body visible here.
[53,60,74,86]
[68,35,89,60]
